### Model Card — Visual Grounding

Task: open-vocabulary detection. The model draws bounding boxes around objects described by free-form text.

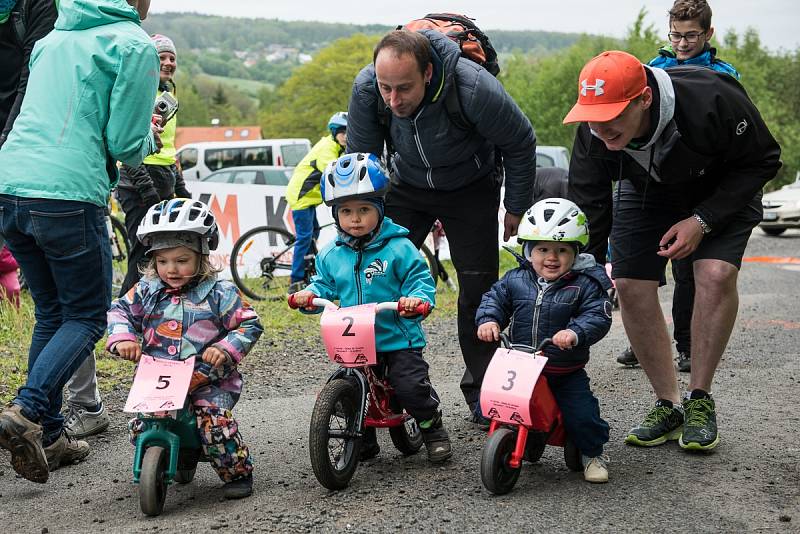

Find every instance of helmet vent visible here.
[543,209,555,221]
[359,166,367,180]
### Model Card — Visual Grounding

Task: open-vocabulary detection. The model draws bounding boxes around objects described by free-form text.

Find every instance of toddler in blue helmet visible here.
[290,153,452,463]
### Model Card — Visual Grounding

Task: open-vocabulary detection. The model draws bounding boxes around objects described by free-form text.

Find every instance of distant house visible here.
[175,126,262,148]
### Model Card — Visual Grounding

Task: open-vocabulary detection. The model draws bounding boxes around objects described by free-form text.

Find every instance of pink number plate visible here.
[124,356,195,413]
[320,304,377,367]
[479,348,548,426]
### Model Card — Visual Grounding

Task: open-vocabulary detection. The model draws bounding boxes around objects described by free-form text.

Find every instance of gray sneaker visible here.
[64,404,109,439]
[0,404,49,483]
[44,430,90,471]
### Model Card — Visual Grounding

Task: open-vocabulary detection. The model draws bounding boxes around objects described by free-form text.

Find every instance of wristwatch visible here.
[693,214,712,235]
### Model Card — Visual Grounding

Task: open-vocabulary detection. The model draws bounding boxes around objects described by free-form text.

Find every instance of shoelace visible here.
[642,406,675,427]
[684,399,713,427]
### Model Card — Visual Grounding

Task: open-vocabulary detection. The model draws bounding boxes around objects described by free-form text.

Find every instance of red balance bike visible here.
[288,295,431,490]
[479,334,582,494]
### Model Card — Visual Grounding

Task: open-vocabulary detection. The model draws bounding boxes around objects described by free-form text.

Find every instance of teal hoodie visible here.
[0,0,158,207]
[305,217,436,352]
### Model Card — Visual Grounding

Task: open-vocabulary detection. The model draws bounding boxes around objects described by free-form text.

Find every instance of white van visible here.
[177,138,312,181]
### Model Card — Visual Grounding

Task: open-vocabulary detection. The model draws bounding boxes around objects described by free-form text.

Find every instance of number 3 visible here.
[341,316,356,337]
[501,370,516,391]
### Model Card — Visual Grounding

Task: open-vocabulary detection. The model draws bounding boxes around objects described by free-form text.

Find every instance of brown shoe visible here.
[44,431,90,471]
[0,404,49,483]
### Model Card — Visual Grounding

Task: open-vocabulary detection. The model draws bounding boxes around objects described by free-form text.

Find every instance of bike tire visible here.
[109,215,130,296]
[308,379,362,490]
[388,417,423,455]
[139,446,168,517]
[481,427,522,495]
[230,226,295,301]
[419,244,439,287]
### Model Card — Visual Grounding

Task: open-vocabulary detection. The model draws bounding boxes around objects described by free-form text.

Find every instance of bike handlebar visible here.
[498,332,553,353]
[287,294,431,317]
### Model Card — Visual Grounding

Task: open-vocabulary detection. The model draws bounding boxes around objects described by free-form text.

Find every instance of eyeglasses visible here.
[667,31,704,44]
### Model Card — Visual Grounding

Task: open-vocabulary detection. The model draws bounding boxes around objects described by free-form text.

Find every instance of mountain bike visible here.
[230,222,440,301]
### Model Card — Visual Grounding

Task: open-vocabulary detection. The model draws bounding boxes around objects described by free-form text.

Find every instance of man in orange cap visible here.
[564,50,780,451]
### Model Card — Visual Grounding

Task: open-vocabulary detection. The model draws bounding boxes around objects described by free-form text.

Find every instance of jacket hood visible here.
[421,30,462,106]
[55,0,140,31]
[630,66,675,150]
[503,248,612,290]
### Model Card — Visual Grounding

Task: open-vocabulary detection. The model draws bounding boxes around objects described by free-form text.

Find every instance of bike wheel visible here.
[419,244,440,287]
[230,226,295,301]
[481,427,522,495]
[174,447,200,484]
[523,433,547,463]
[139,446,168,516]
[389,417,423,455]
[109,215,130,296]
[564,437,583,472]
[309,379,361,490]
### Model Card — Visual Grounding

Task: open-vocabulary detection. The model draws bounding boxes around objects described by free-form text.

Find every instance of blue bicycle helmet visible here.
[321,153,390,207]
[327,111,348,137]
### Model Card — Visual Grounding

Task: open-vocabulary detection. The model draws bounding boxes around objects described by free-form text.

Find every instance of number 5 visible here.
[156,375,171,390]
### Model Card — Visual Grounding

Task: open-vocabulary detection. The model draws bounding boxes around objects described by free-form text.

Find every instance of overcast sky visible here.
[149,0,799,51]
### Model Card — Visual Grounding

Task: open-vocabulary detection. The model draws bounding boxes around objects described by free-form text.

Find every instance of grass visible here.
[0,255,514,405]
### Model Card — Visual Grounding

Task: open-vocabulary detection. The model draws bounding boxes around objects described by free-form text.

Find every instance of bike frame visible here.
[132,405,200,484]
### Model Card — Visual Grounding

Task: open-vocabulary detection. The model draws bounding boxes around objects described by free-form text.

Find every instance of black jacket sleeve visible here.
[346,65,386,158]
[567,124,613,264]
[0,0,56,146]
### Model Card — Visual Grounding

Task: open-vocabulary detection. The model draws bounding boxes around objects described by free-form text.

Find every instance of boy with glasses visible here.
[617,0,740,373]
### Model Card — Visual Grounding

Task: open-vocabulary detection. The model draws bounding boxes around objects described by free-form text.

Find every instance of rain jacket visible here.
[286,134,344,211]
[0,0,159,207]
[476,252,612,371]
[649,44,740,79]
[305,217,436,352]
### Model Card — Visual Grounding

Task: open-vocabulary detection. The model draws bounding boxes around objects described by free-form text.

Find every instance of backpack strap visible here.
[11,0,27,46]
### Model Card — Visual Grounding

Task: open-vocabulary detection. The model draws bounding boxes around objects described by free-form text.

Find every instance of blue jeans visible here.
[290,207,319,283]
[548,369,609,458]
[0,196,111,444]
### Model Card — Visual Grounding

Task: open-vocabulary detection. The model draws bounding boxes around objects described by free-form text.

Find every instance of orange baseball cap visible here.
[563,51,647,124]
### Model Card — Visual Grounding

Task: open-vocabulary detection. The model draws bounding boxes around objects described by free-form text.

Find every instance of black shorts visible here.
[609,179,762,281]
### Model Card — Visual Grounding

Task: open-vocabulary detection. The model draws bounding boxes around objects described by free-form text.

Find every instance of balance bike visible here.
[479,335,582,495]
[122,354,204,516]
[288,295,431,490]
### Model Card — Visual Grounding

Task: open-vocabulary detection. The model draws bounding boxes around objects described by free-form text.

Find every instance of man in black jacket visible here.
[0,0,56,148]
[348,30,537,424]
[564,51,780,451]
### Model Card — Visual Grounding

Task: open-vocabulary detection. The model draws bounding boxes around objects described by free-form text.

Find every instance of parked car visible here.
[177,138,311,181]
[761,173,800,235]
[536,145,570,170]
[200,166,293,186]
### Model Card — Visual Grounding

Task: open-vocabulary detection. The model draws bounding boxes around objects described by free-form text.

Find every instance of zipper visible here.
[354,250,363,304]
[410,109,434,189]
[531,284,551,348]
[473,154,481,169]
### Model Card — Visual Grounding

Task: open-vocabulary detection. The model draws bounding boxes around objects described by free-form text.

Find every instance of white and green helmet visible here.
[517,197,589,249]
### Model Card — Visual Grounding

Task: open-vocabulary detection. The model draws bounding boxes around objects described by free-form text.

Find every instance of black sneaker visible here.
[359,427,380,461]
[616,346,639,367]
[624,400,683,447]
[465,404,490,429]
[679,392,719,451]
[224,474,253,500]
[420,412,452,463]
[676,351,691,373]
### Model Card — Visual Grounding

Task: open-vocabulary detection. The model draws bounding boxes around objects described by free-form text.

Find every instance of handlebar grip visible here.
[536,338,554,351]
[396,301,432,318]
[287,293,300,309]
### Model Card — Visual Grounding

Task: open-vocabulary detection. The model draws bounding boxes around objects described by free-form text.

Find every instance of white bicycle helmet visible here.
[320,153,390,206]
[137,198,219,254]
[517,197,589,250]
[327,111,348,136]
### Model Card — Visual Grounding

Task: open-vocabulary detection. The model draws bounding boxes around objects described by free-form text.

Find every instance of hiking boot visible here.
[624,400,684,447]
[359,427,380,461]
[465,404,490,430]
[223,474,253,500]
[616,346,639,367]
[583,455,609,484]
[43,430,90,471]
[676,351,691,373]
[679,391,719,451]
[0,404,49,483]
[64,403,109,439]
[420,412,452,464]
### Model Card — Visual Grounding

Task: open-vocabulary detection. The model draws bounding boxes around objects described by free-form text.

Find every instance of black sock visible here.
[689,389,710,400]
[655,399,673,409]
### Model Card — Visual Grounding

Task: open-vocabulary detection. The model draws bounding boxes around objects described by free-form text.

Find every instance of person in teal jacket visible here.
[0,0,160,484]
[290,153,452,464]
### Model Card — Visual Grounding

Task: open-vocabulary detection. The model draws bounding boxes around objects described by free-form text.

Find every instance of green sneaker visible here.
[679,394,719,451]
[624,400,684,447]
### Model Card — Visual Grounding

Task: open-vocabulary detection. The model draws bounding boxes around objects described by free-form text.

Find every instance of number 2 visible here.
[156,375,171,390]
[341,316,356,337]
[501,370,516,391]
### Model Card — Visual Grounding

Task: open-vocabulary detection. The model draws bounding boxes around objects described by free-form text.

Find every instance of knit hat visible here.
[151,34,176,56]
[146,232,204,256]
[333,197,385,247]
